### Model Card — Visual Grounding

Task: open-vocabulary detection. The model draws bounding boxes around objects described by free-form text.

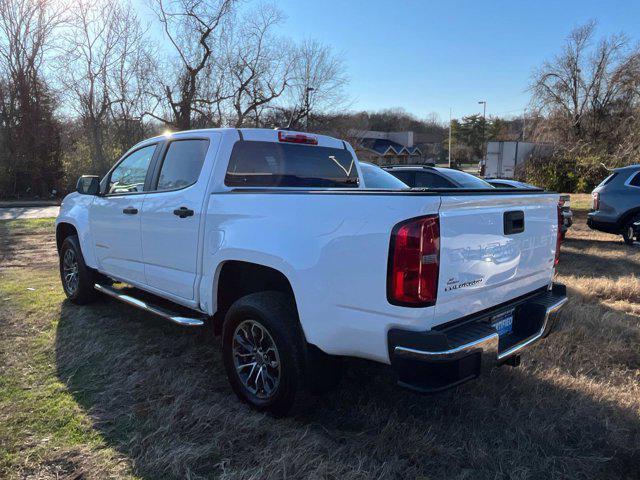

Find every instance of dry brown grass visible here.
[1,212,639,479]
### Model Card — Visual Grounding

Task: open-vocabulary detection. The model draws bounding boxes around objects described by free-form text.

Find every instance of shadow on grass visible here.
[55,294,640,480]
[0,220,20,267]
[559,248,640,279]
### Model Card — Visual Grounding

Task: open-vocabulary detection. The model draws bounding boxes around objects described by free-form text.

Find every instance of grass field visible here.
[1,208,639,479]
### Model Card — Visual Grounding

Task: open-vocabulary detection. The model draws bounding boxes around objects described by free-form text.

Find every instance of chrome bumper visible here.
[389,283,567,392]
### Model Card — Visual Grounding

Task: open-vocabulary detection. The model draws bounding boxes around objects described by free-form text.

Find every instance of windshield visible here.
[360,163,409,189]
[436,168,494,188]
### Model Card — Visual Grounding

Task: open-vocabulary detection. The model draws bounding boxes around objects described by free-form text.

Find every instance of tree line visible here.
[0,0,349,198]
[2,6,639,198]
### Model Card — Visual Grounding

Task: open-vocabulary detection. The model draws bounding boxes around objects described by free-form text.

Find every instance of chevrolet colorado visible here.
[56,128,567,415]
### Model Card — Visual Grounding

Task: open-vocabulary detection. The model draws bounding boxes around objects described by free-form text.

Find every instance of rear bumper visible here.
[388,283,567,393]
[587,215,619,234]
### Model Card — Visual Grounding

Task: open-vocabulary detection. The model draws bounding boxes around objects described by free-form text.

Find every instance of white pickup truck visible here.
[56,128,567,415]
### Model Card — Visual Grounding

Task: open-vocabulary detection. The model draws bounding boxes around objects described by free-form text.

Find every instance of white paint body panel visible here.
[90,194,147,283]
[140,132,222,300]
[56,128,559,365]
[436,194,557,324]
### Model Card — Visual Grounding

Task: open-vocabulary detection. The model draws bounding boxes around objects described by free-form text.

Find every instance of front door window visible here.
[108,145,156,194]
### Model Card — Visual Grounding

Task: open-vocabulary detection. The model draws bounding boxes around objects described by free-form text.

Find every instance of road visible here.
[0,206,59,220]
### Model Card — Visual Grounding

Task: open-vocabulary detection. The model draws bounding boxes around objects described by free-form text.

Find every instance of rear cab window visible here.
[225,141,359,188]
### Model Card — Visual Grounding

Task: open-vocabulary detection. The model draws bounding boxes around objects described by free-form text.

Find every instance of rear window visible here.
[436,168,493,188]
[225,141,359,188]
[628,172,640,187]
[598,173,617,187]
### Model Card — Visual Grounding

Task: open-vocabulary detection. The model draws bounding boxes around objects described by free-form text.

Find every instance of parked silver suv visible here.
[588,165,640,244]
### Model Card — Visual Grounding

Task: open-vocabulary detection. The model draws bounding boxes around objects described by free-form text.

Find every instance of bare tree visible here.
[0,0,65,196]
[284,39,349,130]
[59,0,151,172]
[222,4,293,127]
[148,0,236,130]
[107,6,155,151]
[530,21,640,145]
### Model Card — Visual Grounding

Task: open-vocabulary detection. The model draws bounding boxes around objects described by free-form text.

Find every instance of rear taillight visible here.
[388,215,440,306]
[592,192,599,211]
[555,203,562,266]
[277,131,318,145]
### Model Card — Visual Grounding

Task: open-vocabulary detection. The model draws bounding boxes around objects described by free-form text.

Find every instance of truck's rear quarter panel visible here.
[205,192,441,363]
[206,190,559,364]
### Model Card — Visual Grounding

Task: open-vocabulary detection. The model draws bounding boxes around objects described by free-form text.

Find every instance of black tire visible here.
[59,235,98,304]
[622,219,638,245]
[222,291,306,416]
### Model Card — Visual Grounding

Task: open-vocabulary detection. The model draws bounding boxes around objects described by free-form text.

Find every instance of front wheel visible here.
[222,292,305,416]
[59,235,98,304]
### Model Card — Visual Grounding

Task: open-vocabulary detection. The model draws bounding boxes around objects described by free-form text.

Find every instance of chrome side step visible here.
[94,283,205,327]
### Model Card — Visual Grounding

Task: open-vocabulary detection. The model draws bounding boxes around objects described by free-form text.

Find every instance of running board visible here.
[94,283,205,327]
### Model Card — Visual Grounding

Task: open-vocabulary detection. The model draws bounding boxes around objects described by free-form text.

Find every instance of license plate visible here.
[491,310,514,336]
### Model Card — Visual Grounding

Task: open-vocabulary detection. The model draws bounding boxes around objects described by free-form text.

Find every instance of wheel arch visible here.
[617,206,640,231]
[56,222,79,253]
[212,260,300,336]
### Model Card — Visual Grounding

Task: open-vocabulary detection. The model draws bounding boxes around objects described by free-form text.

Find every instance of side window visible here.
[156,139,209,191]
[389,171,415,186]
[108,145,156,194]
[414,172,455,188]
[629,172,640,187]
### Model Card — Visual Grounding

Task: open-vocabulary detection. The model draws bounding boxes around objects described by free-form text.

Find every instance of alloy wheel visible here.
[63,249,79,295]
[232,319,281,399]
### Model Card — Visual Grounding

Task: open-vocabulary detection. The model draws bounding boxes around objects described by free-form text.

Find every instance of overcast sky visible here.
[134,0,640,122]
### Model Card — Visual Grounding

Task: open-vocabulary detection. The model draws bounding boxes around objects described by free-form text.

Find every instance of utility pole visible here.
[305,87,315,131]
[478,100,487,164]
[522,109,526,142]
[448,107,452,168]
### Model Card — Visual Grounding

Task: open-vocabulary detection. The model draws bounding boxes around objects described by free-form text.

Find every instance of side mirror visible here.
[76,175,100,195]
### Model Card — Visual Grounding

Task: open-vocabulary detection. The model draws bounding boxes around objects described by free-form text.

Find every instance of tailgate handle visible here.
[504,210,525,235]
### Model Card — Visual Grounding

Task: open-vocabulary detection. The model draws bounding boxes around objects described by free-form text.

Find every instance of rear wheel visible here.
[222,292,305,416]
[59,235,98,304]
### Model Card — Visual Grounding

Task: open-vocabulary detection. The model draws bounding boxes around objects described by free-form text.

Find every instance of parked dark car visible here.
[359,162,409,189]
[588,164,640,244]
[488,179,573,238]
[486,179,537,190]
[383,165,494,189]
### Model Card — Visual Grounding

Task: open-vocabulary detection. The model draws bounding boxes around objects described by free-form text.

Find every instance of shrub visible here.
[519,149,613,193]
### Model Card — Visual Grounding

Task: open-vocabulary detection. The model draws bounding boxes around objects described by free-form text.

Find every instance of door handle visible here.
[122,207,138,215]
[173,207,194,218]
[503,210,524,234]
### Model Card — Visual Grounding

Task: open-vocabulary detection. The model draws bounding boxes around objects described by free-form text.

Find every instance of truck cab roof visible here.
[144,128,347,150]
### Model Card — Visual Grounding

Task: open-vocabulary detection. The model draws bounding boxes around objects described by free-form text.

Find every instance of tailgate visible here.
[434,193,558,326]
